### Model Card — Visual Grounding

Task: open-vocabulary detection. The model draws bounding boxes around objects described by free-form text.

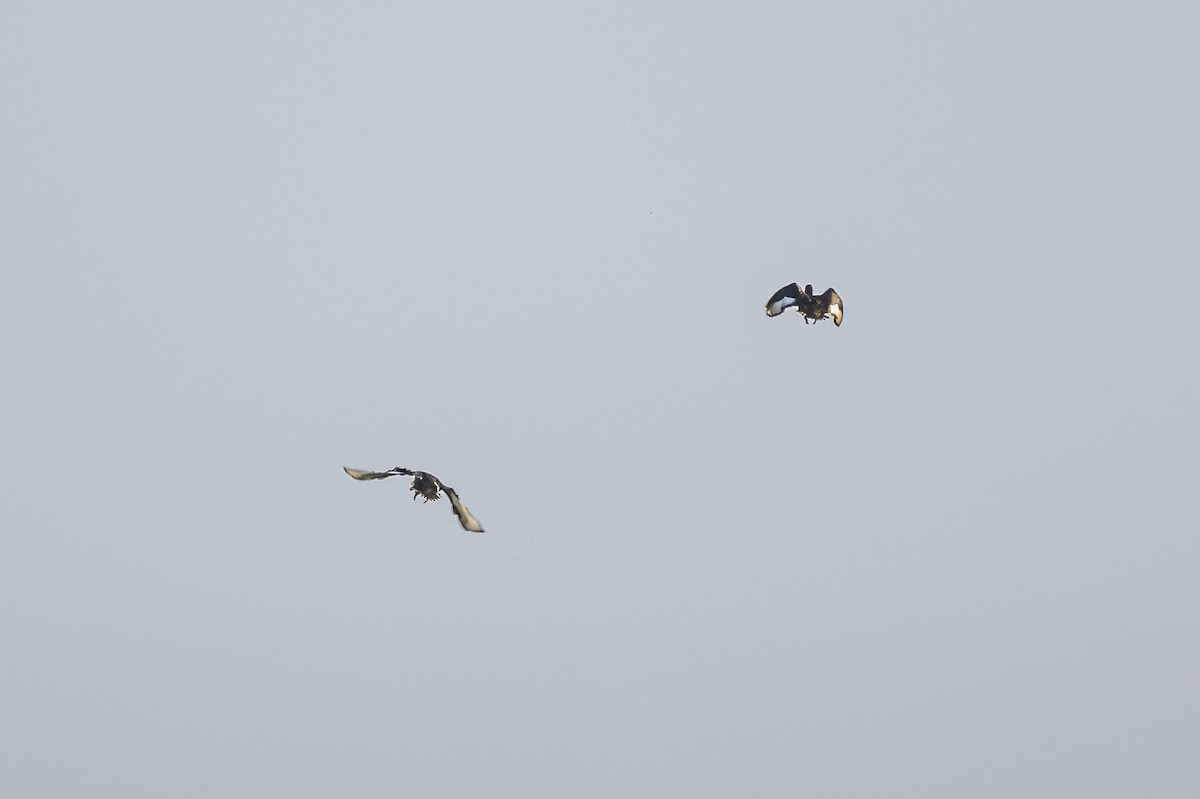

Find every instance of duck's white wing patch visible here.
[344,466,400,480]
[445,487,485,533]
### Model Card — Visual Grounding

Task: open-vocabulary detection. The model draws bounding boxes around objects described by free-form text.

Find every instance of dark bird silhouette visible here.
[344,466,485,533]
[765,283,843,326]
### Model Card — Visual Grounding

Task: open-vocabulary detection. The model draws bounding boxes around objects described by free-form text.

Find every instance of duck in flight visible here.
[344,466,485,533]
[765,283,844,326]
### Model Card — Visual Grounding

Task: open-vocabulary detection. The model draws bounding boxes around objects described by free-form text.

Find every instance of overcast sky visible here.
[3,2,1199,796]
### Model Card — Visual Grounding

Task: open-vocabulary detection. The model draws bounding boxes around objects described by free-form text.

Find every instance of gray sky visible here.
[3,1,1199,796]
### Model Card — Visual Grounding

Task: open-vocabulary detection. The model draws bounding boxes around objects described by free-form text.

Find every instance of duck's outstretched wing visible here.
[344,466,414,480]
[822,288,844,326]
[765,282,804,317]
[443,486,485,533]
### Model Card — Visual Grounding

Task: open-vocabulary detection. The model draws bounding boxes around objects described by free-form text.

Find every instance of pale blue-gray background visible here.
[3,2,1198,796]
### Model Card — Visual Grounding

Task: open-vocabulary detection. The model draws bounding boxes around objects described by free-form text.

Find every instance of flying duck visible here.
[344,466,485,533]
[765,283,844,326]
